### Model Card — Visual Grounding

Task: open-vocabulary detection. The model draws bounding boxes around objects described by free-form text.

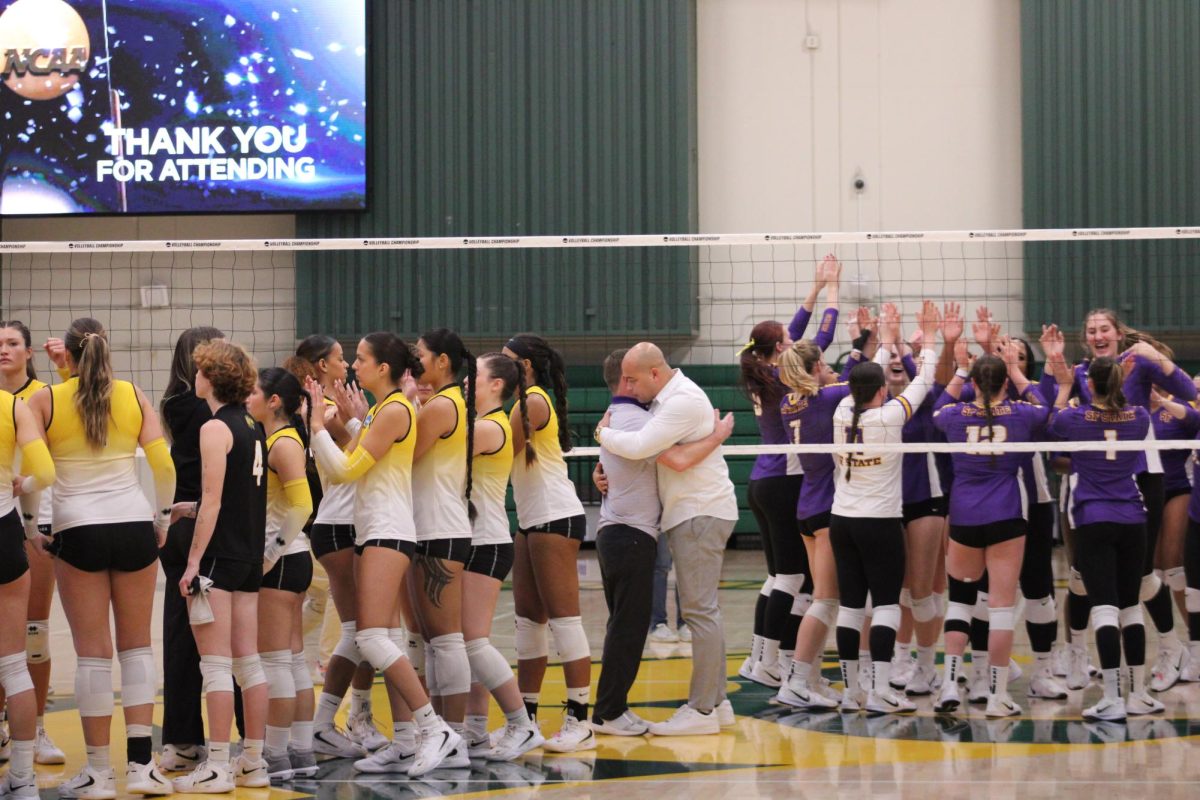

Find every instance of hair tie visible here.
[506,338,532,360]
[82,332,101,342]
[739,337,757,355]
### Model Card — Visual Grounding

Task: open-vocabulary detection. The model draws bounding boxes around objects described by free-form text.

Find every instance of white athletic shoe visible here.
[158,744,206,772]
[1008,658,1024,684]
[126,760,173,796]
[811,675,842,704]
[985,692,1022,718]
[312,724,368,758]
[1126,690,1166,716]
[434,742,471,769]
[716,699,736,727]
[933,679,962,713]
[408,725,461,778]
[488,722,546,760]
[967,668,990,705]
[678,625,692,643]
[1180,651,1200,683]
[58,765,117,800]
[1050,644,1071,677]
[1149,643,1186,692]
[467,732,495,758]
[1027,665,1070,700]
[905,663,938,696]
[288,746,319,778]
[749,660,783,688]
[776,680,838,711]
[171,761,235,795]
[543,716,596,752]
[838,689,865,713]
[591,711,649,736]
[348,711,390,752]
[264,749,294,782]
[865,687,916,715]
[34,726,66,765]
[647,705,721,736]
[1066,646,1094,691]
[1083,695,1127,722]
[737,656,757,682]
[230,754,269,788]
[648,623,679,643]
[0,769,38,799]
[889,652,916,690]
[353,741,415,773]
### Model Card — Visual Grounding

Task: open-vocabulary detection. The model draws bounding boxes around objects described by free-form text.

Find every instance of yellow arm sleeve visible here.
[56,365,70,382]
[311,429,376,484]
[142,437,177,522]
[266,478,314,563]
[18,439,55,493]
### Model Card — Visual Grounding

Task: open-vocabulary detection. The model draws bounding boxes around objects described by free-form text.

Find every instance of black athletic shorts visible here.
[49,521,158,573]
[415,537,472,564]
[199,556,262,593]
[355,538,417,558]
[519,514,587,542]
[310,523,356,560]
[0,510,29,585]
[1165,486,1192,503]
[465,542,515,580]
[262,551,314,594]
[903,496,947,525]
[800,510,832,538]
[950,518,1026,549]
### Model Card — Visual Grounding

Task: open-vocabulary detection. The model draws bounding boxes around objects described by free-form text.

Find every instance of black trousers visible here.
[593,524,657,723]
[159,517,206,747]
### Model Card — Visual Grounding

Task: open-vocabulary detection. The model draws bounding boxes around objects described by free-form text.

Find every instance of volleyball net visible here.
[2,225,1199,468]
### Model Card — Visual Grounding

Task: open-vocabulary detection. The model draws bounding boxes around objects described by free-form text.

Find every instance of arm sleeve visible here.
[19,490,42,540]
[933,388,958,412]
[599,396,706,460]
[1179,405,1200,437]
[873,344,893,367]
[788,306,813,342]
[311,428,376,484]
[839,351,862,381]
[17,439,55,494]
[895,347,937,413]
[56,365,70,382]
[813,308,839,351]
[1145,356,1199,401]
[901,353,918,380]
[273,478,314,552]
[142,437,177,522]
[1037,371,1059,407]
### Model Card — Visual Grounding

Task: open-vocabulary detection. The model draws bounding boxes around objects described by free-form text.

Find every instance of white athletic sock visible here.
[761,640,780,669]
[314,692,341,727]
[1102,668,1120,700]
[208,742,231,765]
[749,635,764,665]
[86,745,110,771]
[894,641,911,660]
[413,704,441,732]
[1160,631,1180,649]
[944,653,963,685]
[351,688,372,717]
[789,661,813,689]
[872,661,891,694]
[917,645,935,669]
[465,714,488,739]
[778,649,795,670]
[567,686,589,706]
[242,738,264,763]
[1035,651,1052,668]
[392,720,417,747]
[504,707,529,727]
[10,739,33,776]
[840,659,858,693]
[989,664,1009,697]
[1130,664,1147,695]
[265,725,290,755]
[291,720,314,750]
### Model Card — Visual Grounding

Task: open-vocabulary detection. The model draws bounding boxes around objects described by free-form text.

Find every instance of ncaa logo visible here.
[0,0,90,100]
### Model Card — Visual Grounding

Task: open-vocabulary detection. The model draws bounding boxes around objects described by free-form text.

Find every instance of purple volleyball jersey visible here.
[781,382,851,519]
[1048,404,1151,527]
[1152,403,1200,496]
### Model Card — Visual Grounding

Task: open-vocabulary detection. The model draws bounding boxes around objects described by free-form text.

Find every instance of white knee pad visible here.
[406,632,425,677]
[759,577,775,598]
[199,655,234,694]
[1165,566,1187,593]
[1119,605,1145,629]
[548,616,590,663]
[232,655,267,691]
[1186,587,1200,614]
[1068,567,1087,596]
[972,592,989,621]
[899,587,913,609]
[872,604,901,632]
[261,650,296,700]
[910,594,939,624]
[988,606,1016,632]
[356,628,403,672]
[1025,595,1057,625]
[836,606,866,632]
[808,598,837,628]
[117,647,157,708]
[291,651,314,693]
[389,627,405,649]
[465,638,513,691]
[1140,572,1163,602]
[772,573,804,597]
[425,640,439,694]
[332,621,360,664]
[429,633,470,696]
[945,602,973,627]
[937,593,948,618]
[1090,604,1119,632]
[0,653,33,698]
[75,656,114,718]
[791,593,813,617]
[25,620,49,664]
[514,616,549,661]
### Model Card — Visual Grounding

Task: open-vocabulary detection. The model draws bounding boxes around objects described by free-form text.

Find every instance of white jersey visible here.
[831,348,936,519]
[313,398,355,526]
[510,385,585,529]
[351,391,417,545]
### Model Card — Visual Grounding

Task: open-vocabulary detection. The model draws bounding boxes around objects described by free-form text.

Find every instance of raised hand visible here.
[973,306,996,352]
[1040,324,1065,360]
[880,302,902,346]
[941,301,964,342]
[44,337,68,369]
[916,299,942,339]
[954,338,971,371]
[303,377,327,430]
[819,254,843,287]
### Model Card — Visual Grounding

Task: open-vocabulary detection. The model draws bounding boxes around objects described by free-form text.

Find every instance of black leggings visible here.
[747,475,807,575]
[1020,501,1056,600]
[831,514,905,663]
[1073,522,1145,611]
[1136,471,1164,576]
[1184,518,1200,640]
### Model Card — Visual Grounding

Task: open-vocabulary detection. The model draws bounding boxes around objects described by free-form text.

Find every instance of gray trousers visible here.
[664,515,736,711]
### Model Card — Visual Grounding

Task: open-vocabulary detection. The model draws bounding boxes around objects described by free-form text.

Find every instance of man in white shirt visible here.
[596,342,739,735]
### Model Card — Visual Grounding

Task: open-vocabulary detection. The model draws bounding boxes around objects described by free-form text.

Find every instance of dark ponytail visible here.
[738,320,786,406]
[844,363,885,482]
[421,328,478,520]
[507,333,571,454]
[363,331,422,383]
[65,317,112,449]
[258,367,309,448]
[1088,356,1126,411]
[970,354,1008,453]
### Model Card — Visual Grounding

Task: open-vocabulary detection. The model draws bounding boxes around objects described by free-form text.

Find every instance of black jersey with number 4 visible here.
[208,403,268,564]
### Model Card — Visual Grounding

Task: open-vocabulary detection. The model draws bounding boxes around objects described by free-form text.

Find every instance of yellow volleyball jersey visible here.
[313,396,354,525]
[470,407,513,546]
[266,425,309,555]
[413,384,471,540]
[46,378,152,532]
[12,378,51,525]
[509,384,584,529]
[354,389,417,544]
[0,390,17,519]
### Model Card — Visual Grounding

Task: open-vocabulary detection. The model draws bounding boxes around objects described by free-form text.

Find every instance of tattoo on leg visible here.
[418,555,453,608]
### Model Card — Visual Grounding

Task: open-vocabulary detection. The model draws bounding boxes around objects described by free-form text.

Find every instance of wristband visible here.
[852,329,871,352]
[346,418,363,437]
[955,368,970,380]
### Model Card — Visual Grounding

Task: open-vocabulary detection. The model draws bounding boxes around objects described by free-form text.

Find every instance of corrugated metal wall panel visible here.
[1022,1,1200,335]
[296,0,698,342]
